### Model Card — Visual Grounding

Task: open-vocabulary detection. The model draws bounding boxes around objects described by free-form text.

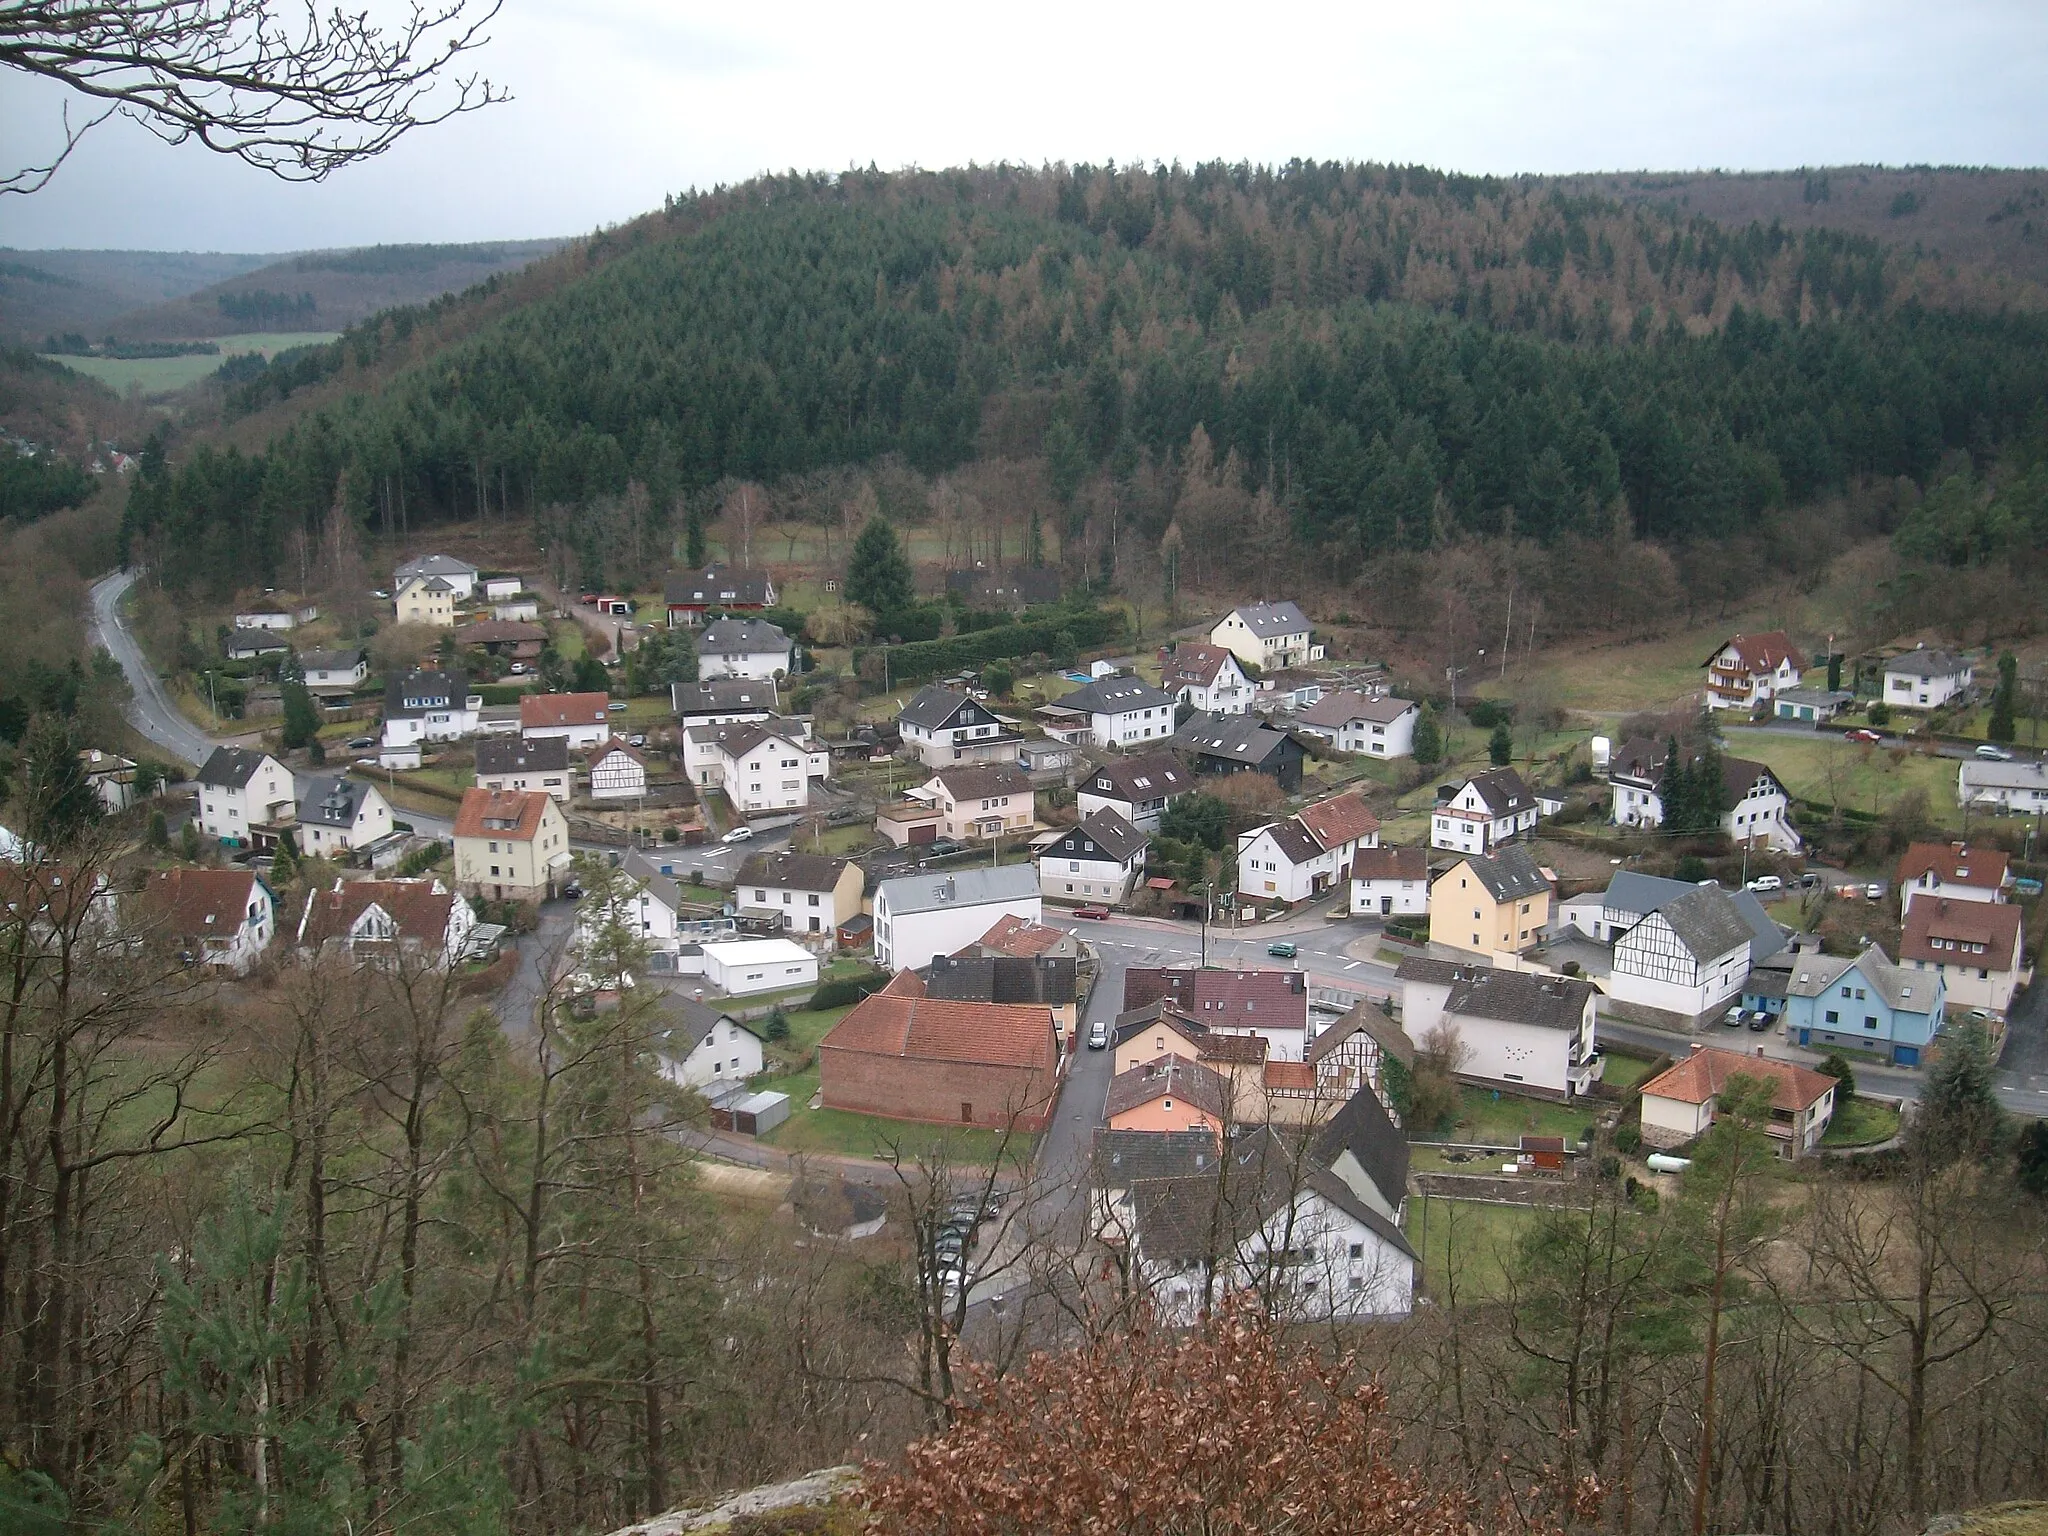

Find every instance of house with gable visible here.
[1607,738,1800,853]
[873,864,1042,971]
[1293,691,1420,758]
[1883,646,1974,710]
[1038,809,1148,905]
[1160,643,1253,715]
[662,564,778,628]
[452,788,572,904]
[924,763,1037,841]
[1075,752,1194,831]
[1106,1055,1232,1138]
[294,775,394,860]
[1704,631,1805,711]
[1605,883,1757,1022]
[896,684,1021,768]
[698,617,793,680]
[1430,766,1539,853]
[1781,944,1945,1065]
[138,867,276,974]
[587,741,651,801]
[1396,956,1600,1100]
[295,876,477,967]
[1640,1045,1838,1157]
[1957,758,2048,814]
[685,719,829,816]
[394,575,458,627]
[520,691,611,750]
[195,746,294,847]
[1208,601,1316,672]
[1057,674,1179,749]
[1235,792,1381,906]
[382,668,476,757]
[1427,844,1552,959]
[1172,712,1305,793]
[736,849,864,940]
[1122,966,1313,1062]
[1896,841,2010,918]
[1349,845,1429,918]
[672,677,780,724]
[394,553,479,601]
[1901,898,2026,1016]
[818,970,1059,1130]
[299,648,367,695]
[656,997,767,1090]
[475,737,571,800]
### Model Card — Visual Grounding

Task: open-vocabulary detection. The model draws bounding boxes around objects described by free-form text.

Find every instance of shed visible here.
[708,1089,790,1136]
[1520,1135,1567,1170]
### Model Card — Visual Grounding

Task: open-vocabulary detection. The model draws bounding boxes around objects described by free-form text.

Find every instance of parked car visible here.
[1745,875,1783,893]
[1976,744,2015,761]
[721,825,755,844]
[1267,940,1298,959]
[628,733,647,747]
[509,662,526,674]
[608,701,627,713]
[1746,1011,1773,1031]
[923,837,964,858]
[1865,883,1885,900]
[1073,905,1111,920]
[1087,1020,1109,1050]
[347,736,375,750]
[579,593,599,605]
[559,881,584,901]
[1721,1005,1745,1027]
[1845,728,1884,744]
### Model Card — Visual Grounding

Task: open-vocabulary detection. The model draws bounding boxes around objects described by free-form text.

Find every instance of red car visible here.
[1845,728,1884,744]
[1072,905,1111,920]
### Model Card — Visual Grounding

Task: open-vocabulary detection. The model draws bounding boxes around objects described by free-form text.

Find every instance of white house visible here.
[1639,1046,1838,1157]
[79,750,137,813]
[1236,792,1381,906]
[1056,674,1179,749]
[1292,691,1420,758]
[700,937,819,997]
[924,763,1036,841]
[896,685,1020,768]
[1349,845,1429,918]
[1884,647,1974,710]
[673,677,780,725]
[382,669,478,754]
[394,575,457,628]
[195,746,294,846]
[225,627,289,660]
[1606,884,1755,1021]
[873,864,1042,971]
[475,736,571,801]
[1606,739,1800,853]
[293,775,394,859]
[658,998,766,1090]
[735,849,864,939]
[663,564,778,627]
[587,742,651,801]
[481,575,523,602]
[1957,759,2048,813]
[1160,644,1253,715]
[233,605,302,631]
[520,691,611,750]
[295,876,477,967]
[299,648,367,694]
[697,617,793,681]
[1209,601,1316,672]
[1396,957,1600,1100]
[685,720,829,816]
[141,867,276,974]
[1430,767,1539,854]
[1900,897,2026,1016]
[1075,752,1195,831]
[1039,809,1148,905]
[1703,631,1805,712]
[1896,841,2010,917]
[394,553,479,601]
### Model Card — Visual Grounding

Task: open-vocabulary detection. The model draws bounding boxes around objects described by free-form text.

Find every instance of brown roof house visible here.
[1639,1044,1839,1157]
[1901,897,2027,1016]
[137,867,276,974]
[520,691,612,749]
[452,787,572,904]
[818,971,1061,1131]
[1896,841,2011,918]
[1704,631,1806,712]
[294,877,477,967]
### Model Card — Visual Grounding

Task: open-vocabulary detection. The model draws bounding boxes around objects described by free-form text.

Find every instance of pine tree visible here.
[685,503,706,566]
[1411,706,1443,768]
[846,517,914,613]
[1988,651,2017,743]
[1912,1017,2006,1167]
[1488,720,1513,766]
[280,654,320,750]
[1691,737,1727,835]
[1659,736,1688,833]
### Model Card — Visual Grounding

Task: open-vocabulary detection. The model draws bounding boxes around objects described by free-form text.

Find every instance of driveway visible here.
[88,567,220,768]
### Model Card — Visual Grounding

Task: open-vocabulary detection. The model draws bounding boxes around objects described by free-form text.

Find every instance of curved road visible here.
[88,568,219,769]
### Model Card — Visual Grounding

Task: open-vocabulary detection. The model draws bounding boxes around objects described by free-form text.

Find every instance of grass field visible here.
[1722,727,1963,828]
[1821,1096,1901,1147]
[754,1067,1031,1163]
[42,332,338,394]
[1505,620,1734,713]
[1406,1195,1541,1300]
[1597,1051,1661,1092]
[759,1003,855,1072]
[1423,1087,1599,1148]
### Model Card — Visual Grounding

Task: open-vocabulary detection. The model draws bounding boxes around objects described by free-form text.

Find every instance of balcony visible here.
[1567,1051,1603,1092]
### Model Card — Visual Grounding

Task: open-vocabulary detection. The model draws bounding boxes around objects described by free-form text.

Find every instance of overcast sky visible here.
[4,0,2045,253]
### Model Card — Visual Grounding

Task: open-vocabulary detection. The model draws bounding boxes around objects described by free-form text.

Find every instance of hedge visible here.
[854,608,1127,685]
[808,970,894,1009]
[477,684,527,705]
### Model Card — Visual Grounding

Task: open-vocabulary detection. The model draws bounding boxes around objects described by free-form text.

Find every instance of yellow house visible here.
[395,574,457,628]
[453,788,571,903]
[1428,844,1553,959]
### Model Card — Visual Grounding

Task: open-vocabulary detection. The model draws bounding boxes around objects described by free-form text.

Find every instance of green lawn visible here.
[1820,1096,1901,1147]
[1598,1051,1660,1092]
[1422,1087,1599,1148]
[550,620,586,661]
[1406,1195,1541,1301]
[42,331,338,394]
[758,1003,854,1071]
[753,1067,1033,1164]
[1721,728,1964,828]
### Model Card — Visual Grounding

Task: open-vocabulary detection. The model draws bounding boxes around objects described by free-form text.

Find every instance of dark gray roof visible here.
[395,553,477,583]
[1460,766,1535,818]
[1091,1128,1221,1188]
[1060,675,1176,716]
[698,617,790,655]
[1642,885,1757,963]
[1442,967,1594,1031]
[926,954,1079,1006]
[898,684,995,732]
[619,848,686,913]
[197,745,275,790]
[1885,648,1968,679]
[475,736,569,776]
[1296,690,1415,728]
[663,564,774,607]
[1602,873,1784,963]
[736,849,852,893]
[661,996,759,1054]
[1227,601,1310,638]
[1044,809,1148,864]
[1457,843,1550,902]
[673,678,779,716]
[297,647,363,675]
[385,668,467,719]
[1253,818,1324,864]
[1313,1085,1411,1215]
[1105,1055,1231,1120]
[1173,712,1296,765]
[225,627,288,654]
[296,774,370,828]
[1083,753,1193,802]
[875,863,1040,916]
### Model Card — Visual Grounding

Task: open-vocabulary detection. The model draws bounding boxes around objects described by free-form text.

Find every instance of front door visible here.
[1380,896,1393,915]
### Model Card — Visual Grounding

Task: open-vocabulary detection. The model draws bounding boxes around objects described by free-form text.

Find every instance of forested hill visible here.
[124,162,2048,596]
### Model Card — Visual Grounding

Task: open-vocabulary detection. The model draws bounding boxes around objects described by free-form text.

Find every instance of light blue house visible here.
[1781,945,1945,1066]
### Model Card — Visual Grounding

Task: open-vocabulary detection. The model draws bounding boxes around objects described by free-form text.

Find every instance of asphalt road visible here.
[1995,977,2048,1119]
[1726,721,2044,764]
[88,567,219,769]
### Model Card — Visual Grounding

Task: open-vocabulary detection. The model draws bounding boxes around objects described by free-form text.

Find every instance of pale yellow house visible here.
[925,763,1037,842]
[453,788,571,903]
[395,574,458,628]
[1428,844,1553,959]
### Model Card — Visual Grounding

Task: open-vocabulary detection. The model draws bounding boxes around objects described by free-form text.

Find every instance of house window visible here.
[1865,1016,1879,1030]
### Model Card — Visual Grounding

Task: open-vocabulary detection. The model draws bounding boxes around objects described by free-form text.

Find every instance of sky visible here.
[3,0,2046,253]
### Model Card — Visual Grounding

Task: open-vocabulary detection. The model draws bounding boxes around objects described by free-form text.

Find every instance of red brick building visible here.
[818,971,1060,1131]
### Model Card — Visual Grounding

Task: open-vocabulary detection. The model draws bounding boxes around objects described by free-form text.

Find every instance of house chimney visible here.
[1689,1042,1704,1055]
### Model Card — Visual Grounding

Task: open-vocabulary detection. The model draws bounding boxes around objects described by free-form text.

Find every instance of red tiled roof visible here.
[1262,1061,1315,1093]
[1161,643,1236,688]
[1106,1054,1231,1119]
[1122,967,1309,1031]
[298,879,455,948]
[140,867,260,939]
[1900,898,2023,973]
[0,865,105,927]
[970,914,1068,958]
[1641,1047,1836,1113]
[1896,841,2010,892]
[453,787,551,842]
[821,987,1055,1071]
[1706,631,1805,675]
[520,691,610,729]
[1296,792,1381,851]
[1351,845,1427,882]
